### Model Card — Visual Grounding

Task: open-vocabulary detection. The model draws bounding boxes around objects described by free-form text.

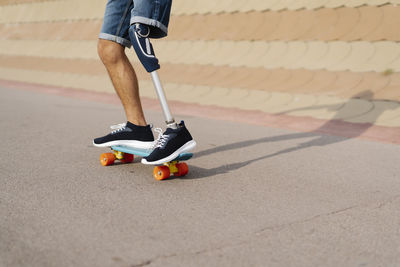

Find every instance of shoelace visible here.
[153,127,169,149]
[110,123,126,134]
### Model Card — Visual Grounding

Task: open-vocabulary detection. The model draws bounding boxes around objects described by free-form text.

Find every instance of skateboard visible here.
[99,145,193,180]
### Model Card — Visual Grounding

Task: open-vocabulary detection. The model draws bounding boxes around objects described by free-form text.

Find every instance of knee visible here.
[97,39,125,66]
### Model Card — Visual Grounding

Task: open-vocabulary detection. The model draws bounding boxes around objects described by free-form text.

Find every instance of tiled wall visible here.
[0,0,399,105]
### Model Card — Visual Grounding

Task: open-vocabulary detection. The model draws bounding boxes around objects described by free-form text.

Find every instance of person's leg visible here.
[97,39,146,126]
[127,0,196,164]
[93,0,154,149]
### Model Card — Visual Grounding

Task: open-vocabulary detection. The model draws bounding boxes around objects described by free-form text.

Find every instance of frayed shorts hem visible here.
[98,33,131,48]
[130,16,168,38]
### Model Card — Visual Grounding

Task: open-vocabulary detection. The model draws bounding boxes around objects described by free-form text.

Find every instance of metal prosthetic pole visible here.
[130,23,177,129]
[150,71,177,128]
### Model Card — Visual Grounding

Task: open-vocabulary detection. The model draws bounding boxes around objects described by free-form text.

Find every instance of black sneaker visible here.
[141,121,196,165]
[93,121,155,149]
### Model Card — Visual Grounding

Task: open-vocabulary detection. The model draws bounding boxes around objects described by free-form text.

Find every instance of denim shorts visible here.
[99,0,172,47]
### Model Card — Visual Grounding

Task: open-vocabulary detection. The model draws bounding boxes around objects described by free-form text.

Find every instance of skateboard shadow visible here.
[183,90,397,179]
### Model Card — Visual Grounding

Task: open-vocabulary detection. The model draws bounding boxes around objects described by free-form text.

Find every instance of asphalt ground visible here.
[1,85,400,267]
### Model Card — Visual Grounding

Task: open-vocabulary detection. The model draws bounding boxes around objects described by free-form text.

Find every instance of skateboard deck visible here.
[99,145,193,180]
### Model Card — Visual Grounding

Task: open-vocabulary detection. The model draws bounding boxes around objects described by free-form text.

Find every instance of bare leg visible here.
[97,39,147,126]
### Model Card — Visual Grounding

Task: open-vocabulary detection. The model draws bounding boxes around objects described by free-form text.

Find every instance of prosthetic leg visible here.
[129,23,177,129]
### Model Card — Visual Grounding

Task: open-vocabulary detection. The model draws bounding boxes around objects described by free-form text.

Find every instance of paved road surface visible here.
[1,86,400,267]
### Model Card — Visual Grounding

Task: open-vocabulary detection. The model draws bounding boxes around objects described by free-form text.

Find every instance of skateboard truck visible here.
[130,23,178,129]
[100,146,192,180]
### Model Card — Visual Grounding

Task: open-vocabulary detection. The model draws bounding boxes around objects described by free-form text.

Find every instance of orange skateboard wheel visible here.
[120,153,134,163]
[100,153,115,166]
[153,166,170,180]
[175,162,189,177]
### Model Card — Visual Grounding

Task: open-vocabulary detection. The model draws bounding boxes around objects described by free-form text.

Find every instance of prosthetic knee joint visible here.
[129,23,177,128]
[129,23,160,73]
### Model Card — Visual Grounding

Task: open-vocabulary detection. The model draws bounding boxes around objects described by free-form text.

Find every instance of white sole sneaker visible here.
[141,140,197,165]
[93,140,155,149]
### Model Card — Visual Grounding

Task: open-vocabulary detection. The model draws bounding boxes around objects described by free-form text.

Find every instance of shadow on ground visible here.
[182,91,396,179]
